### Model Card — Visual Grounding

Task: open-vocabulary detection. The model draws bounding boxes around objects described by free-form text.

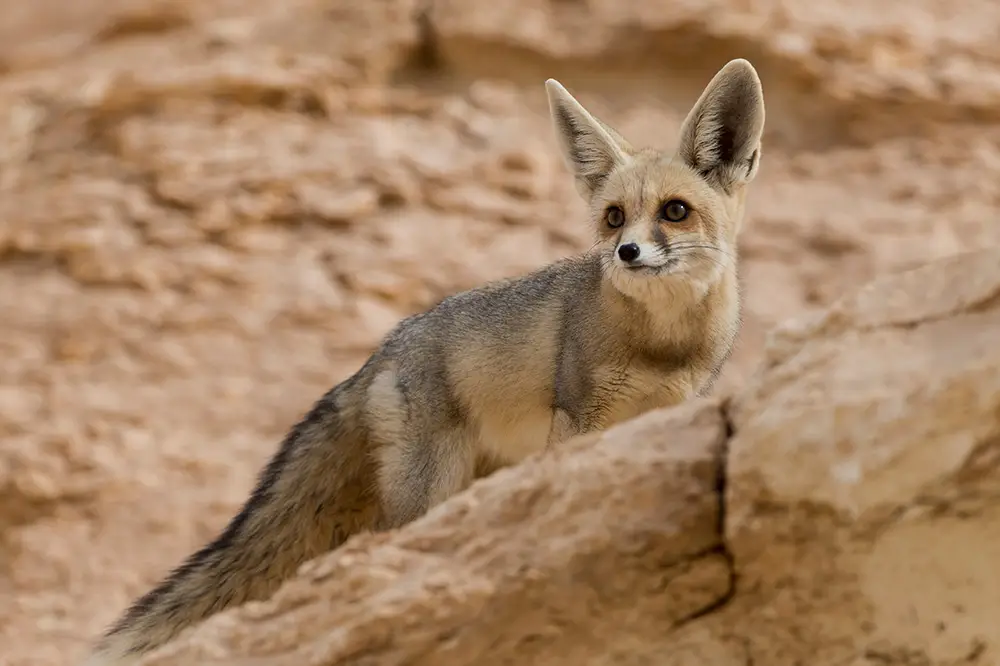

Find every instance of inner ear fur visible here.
[676,58,766,192]
[545,78,634,200]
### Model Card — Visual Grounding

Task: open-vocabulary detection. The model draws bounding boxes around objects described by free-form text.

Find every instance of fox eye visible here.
[661,200,690,222]
[606,206,625,228]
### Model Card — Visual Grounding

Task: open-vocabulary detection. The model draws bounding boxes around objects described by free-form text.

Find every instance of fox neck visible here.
[600,262,738,353]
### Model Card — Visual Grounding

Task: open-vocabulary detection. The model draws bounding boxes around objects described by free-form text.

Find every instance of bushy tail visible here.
[85,381,381,664]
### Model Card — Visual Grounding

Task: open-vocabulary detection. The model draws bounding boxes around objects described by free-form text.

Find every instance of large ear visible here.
[545,79,633,200]
[677,59,765,192]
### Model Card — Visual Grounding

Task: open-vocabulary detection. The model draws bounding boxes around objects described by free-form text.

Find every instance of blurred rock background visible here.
[1,1,1000,664]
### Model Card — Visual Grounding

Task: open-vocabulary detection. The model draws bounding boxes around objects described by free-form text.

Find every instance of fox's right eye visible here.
[606,206,625,228]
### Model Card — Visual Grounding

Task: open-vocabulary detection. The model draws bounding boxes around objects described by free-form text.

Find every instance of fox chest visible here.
[470,361,698,465]
[585,363,696,430]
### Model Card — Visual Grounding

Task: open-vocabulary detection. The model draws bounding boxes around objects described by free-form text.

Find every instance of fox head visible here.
[545,59,765,302]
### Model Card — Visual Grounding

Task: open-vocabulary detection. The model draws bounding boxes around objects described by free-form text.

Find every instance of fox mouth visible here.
[622,257,679,274]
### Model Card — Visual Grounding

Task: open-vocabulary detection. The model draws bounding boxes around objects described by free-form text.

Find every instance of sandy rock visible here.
[431,0,1000,144]
[139,400,730,666]
[722,246,1000,665]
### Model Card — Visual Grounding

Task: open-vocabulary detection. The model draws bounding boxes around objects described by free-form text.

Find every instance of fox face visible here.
[545,60,765,303]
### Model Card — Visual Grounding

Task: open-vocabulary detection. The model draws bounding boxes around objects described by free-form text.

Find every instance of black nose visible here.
[617,242,640,263]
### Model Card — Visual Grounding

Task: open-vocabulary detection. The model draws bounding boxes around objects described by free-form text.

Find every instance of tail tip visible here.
[78,644,141,666]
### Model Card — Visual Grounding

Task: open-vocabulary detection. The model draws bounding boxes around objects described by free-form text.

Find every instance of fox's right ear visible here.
[677,59,765,193]
[545,79,633,201]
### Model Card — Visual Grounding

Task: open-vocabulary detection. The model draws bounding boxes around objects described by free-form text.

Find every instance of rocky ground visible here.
[1,1,999,665]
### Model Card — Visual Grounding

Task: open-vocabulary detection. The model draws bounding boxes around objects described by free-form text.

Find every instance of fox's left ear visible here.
[677,59,765,192]
[545,79,634,201]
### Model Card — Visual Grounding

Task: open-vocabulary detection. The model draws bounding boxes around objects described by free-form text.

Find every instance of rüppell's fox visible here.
[84,58,765,665]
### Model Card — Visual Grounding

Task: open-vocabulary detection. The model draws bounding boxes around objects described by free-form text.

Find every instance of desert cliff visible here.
[1,1,998,665]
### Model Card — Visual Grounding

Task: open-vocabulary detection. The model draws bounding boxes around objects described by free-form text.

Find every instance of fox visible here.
[83,58,765,665]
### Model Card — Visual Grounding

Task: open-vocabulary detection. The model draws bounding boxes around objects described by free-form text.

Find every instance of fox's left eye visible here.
[605,206,625,228]
[661,200,690,222]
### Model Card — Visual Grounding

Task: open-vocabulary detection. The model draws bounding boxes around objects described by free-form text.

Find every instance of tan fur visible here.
[83,59,764,665]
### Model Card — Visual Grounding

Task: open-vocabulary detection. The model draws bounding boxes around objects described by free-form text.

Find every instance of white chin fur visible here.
[606,258,718,307]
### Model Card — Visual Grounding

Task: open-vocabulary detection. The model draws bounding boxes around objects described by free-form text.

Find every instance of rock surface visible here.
[1,0,999,665]
[724,247,1000,666]
[139,247,1000,666]
[143,400,732,666]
